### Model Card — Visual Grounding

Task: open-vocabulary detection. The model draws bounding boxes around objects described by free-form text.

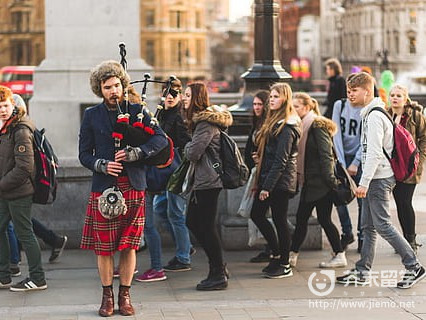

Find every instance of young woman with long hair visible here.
[250,83,301,279]
[289,92,346,269]
[183,82,232,290]
[389,84,426,253]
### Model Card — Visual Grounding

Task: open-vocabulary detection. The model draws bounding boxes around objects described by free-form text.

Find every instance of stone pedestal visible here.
[30,0,151,160]
[219,187,322,251]
[29,0,150,246]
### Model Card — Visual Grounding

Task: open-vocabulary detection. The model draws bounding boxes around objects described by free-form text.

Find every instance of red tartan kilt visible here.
[80,177,145,256]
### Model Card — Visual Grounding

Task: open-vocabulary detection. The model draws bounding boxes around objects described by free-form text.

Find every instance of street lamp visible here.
[331,4,345,62]
[377,48,389,70]
[377,0,389,71]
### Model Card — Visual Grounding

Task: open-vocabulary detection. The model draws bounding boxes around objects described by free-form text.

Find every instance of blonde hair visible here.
[293,92,321,115]
[390,84,408,101]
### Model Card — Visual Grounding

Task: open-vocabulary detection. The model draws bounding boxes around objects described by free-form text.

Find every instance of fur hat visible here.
[90,60,130,98]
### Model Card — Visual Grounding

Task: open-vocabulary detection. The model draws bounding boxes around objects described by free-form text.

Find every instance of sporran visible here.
[98,186,128,219]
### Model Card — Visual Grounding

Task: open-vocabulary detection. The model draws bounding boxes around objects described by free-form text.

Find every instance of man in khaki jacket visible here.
[0,85,46,292]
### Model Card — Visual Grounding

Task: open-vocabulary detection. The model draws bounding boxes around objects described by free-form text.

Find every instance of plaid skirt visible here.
[80,177,145,256]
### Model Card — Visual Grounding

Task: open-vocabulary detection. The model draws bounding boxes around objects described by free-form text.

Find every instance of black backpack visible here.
[207,130,250,189]
[32,128,59,204]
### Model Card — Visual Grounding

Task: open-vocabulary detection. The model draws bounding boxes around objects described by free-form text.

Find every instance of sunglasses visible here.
[163,88,181,98]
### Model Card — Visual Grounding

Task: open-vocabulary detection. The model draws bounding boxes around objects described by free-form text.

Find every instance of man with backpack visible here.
[332,75,363,252]
[336,72,426,289]
[0,86,47,292]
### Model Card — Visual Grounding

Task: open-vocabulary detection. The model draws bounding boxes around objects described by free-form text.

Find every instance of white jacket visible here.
[359,97,394,188]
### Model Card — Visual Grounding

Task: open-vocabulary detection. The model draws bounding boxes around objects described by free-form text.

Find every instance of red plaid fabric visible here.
[80,177,145,256]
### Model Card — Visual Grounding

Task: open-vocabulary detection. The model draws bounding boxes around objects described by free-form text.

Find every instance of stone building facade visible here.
[0,0,45,67]
[140,0,211,81]
[320,0,426,80]
[0,0,212,82]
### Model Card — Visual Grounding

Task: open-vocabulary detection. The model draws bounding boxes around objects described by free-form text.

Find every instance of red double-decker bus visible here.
[0,66,35,99]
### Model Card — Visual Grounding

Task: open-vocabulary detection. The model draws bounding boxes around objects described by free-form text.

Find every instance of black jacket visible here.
[258,116,301,194]
[324,75,346,118]
[244,128,256,170]
[158,106,191,153]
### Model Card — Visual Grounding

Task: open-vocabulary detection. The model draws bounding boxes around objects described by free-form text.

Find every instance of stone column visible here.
[30,0,151,161]
[29,0,151,248]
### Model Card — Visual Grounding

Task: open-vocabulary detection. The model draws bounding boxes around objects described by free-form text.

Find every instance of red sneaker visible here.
[113,268,138,279]
[135,269,167,282]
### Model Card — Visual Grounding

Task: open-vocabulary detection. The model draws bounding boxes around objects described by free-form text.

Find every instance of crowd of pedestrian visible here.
[1,57,426,317]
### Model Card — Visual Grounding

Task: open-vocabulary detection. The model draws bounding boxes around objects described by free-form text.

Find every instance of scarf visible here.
[0,114,18,135]
[297,110,317,186]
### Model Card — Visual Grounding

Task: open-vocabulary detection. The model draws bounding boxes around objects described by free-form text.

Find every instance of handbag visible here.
[237,167,257,218]
[180,162,195,199]
[331,146,357,206]
[167,156,191,195]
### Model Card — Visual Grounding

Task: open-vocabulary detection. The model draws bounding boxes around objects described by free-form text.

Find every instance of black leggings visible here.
[186,188,223,268]
[393,182,416,237]
[291,192,343,253]
[250,190,290,264]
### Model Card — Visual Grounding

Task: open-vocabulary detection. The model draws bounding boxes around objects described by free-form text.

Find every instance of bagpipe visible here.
[112,42,175,168]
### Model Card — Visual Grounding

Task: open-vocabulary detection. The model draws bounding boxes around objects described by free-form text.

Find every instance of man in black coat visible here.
[324,58,346,119]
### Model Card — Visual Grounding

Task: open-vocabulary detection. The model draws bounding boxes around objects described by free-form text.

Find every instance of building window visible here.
[145,9,155,28]
[170,11,185,29]
[409,10,416,24]
[195,11,201,29]
[196,40,203,65]
[394,31,399,54]
[171,40,187,66]
[145,40,155,66]
[11,40,31,65]
[409,36,416,54]
[13,11,29,32]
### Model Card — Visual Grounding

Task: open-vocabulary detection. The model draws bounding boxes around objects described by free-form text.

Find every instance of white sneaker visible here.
[319,252,347,268]
[289,251,299,267]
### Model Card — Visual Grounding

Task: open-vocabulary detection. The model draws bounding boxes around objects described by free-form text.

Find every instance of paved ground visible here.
[3,177,426,319]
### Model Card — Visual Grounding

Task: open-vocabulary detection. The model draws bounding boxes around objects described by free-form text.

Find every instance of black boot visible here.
[200,262,230,285]
[406,234,422,255]
[196,264,228,291]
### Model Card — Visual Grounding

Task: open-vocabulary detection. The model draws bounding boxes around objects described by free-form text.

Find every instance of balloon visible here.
[380,70,395,97]
[351,66,361,73]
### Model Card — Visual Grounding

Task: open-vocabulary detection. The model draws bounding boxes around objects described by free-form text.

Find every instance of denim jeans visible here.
[153,191,191,264]
[355,177,420,273]
[32,218,61,248]
[0,196,44,282]
[7,223,20,265]
[143,192,163,271]
[336,155,363,238]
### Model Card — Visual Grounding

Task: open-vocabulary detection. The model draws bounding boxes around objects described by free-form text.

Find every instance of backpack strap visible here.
[367,107,393,161]
[340,98,347,115]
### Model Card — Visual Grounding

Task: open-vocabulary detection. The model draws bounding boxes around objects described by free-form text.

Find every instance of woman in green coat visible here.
[289,92,345,268]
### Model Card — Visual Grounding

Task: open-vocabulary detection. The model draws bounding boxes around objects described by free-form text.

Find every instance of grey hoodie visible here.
[359,97,394,188]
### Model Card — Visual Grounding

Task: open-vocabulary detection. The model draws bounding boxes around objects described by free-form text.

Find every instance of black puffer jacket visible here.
[0,108,35,200]
[157,104,191,152]
[258,115,301,194]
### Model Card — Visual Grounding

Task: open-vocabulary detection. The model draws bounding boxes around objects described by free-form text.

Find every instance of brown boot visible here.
[118,285,134,316]
[98,286,114,317]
